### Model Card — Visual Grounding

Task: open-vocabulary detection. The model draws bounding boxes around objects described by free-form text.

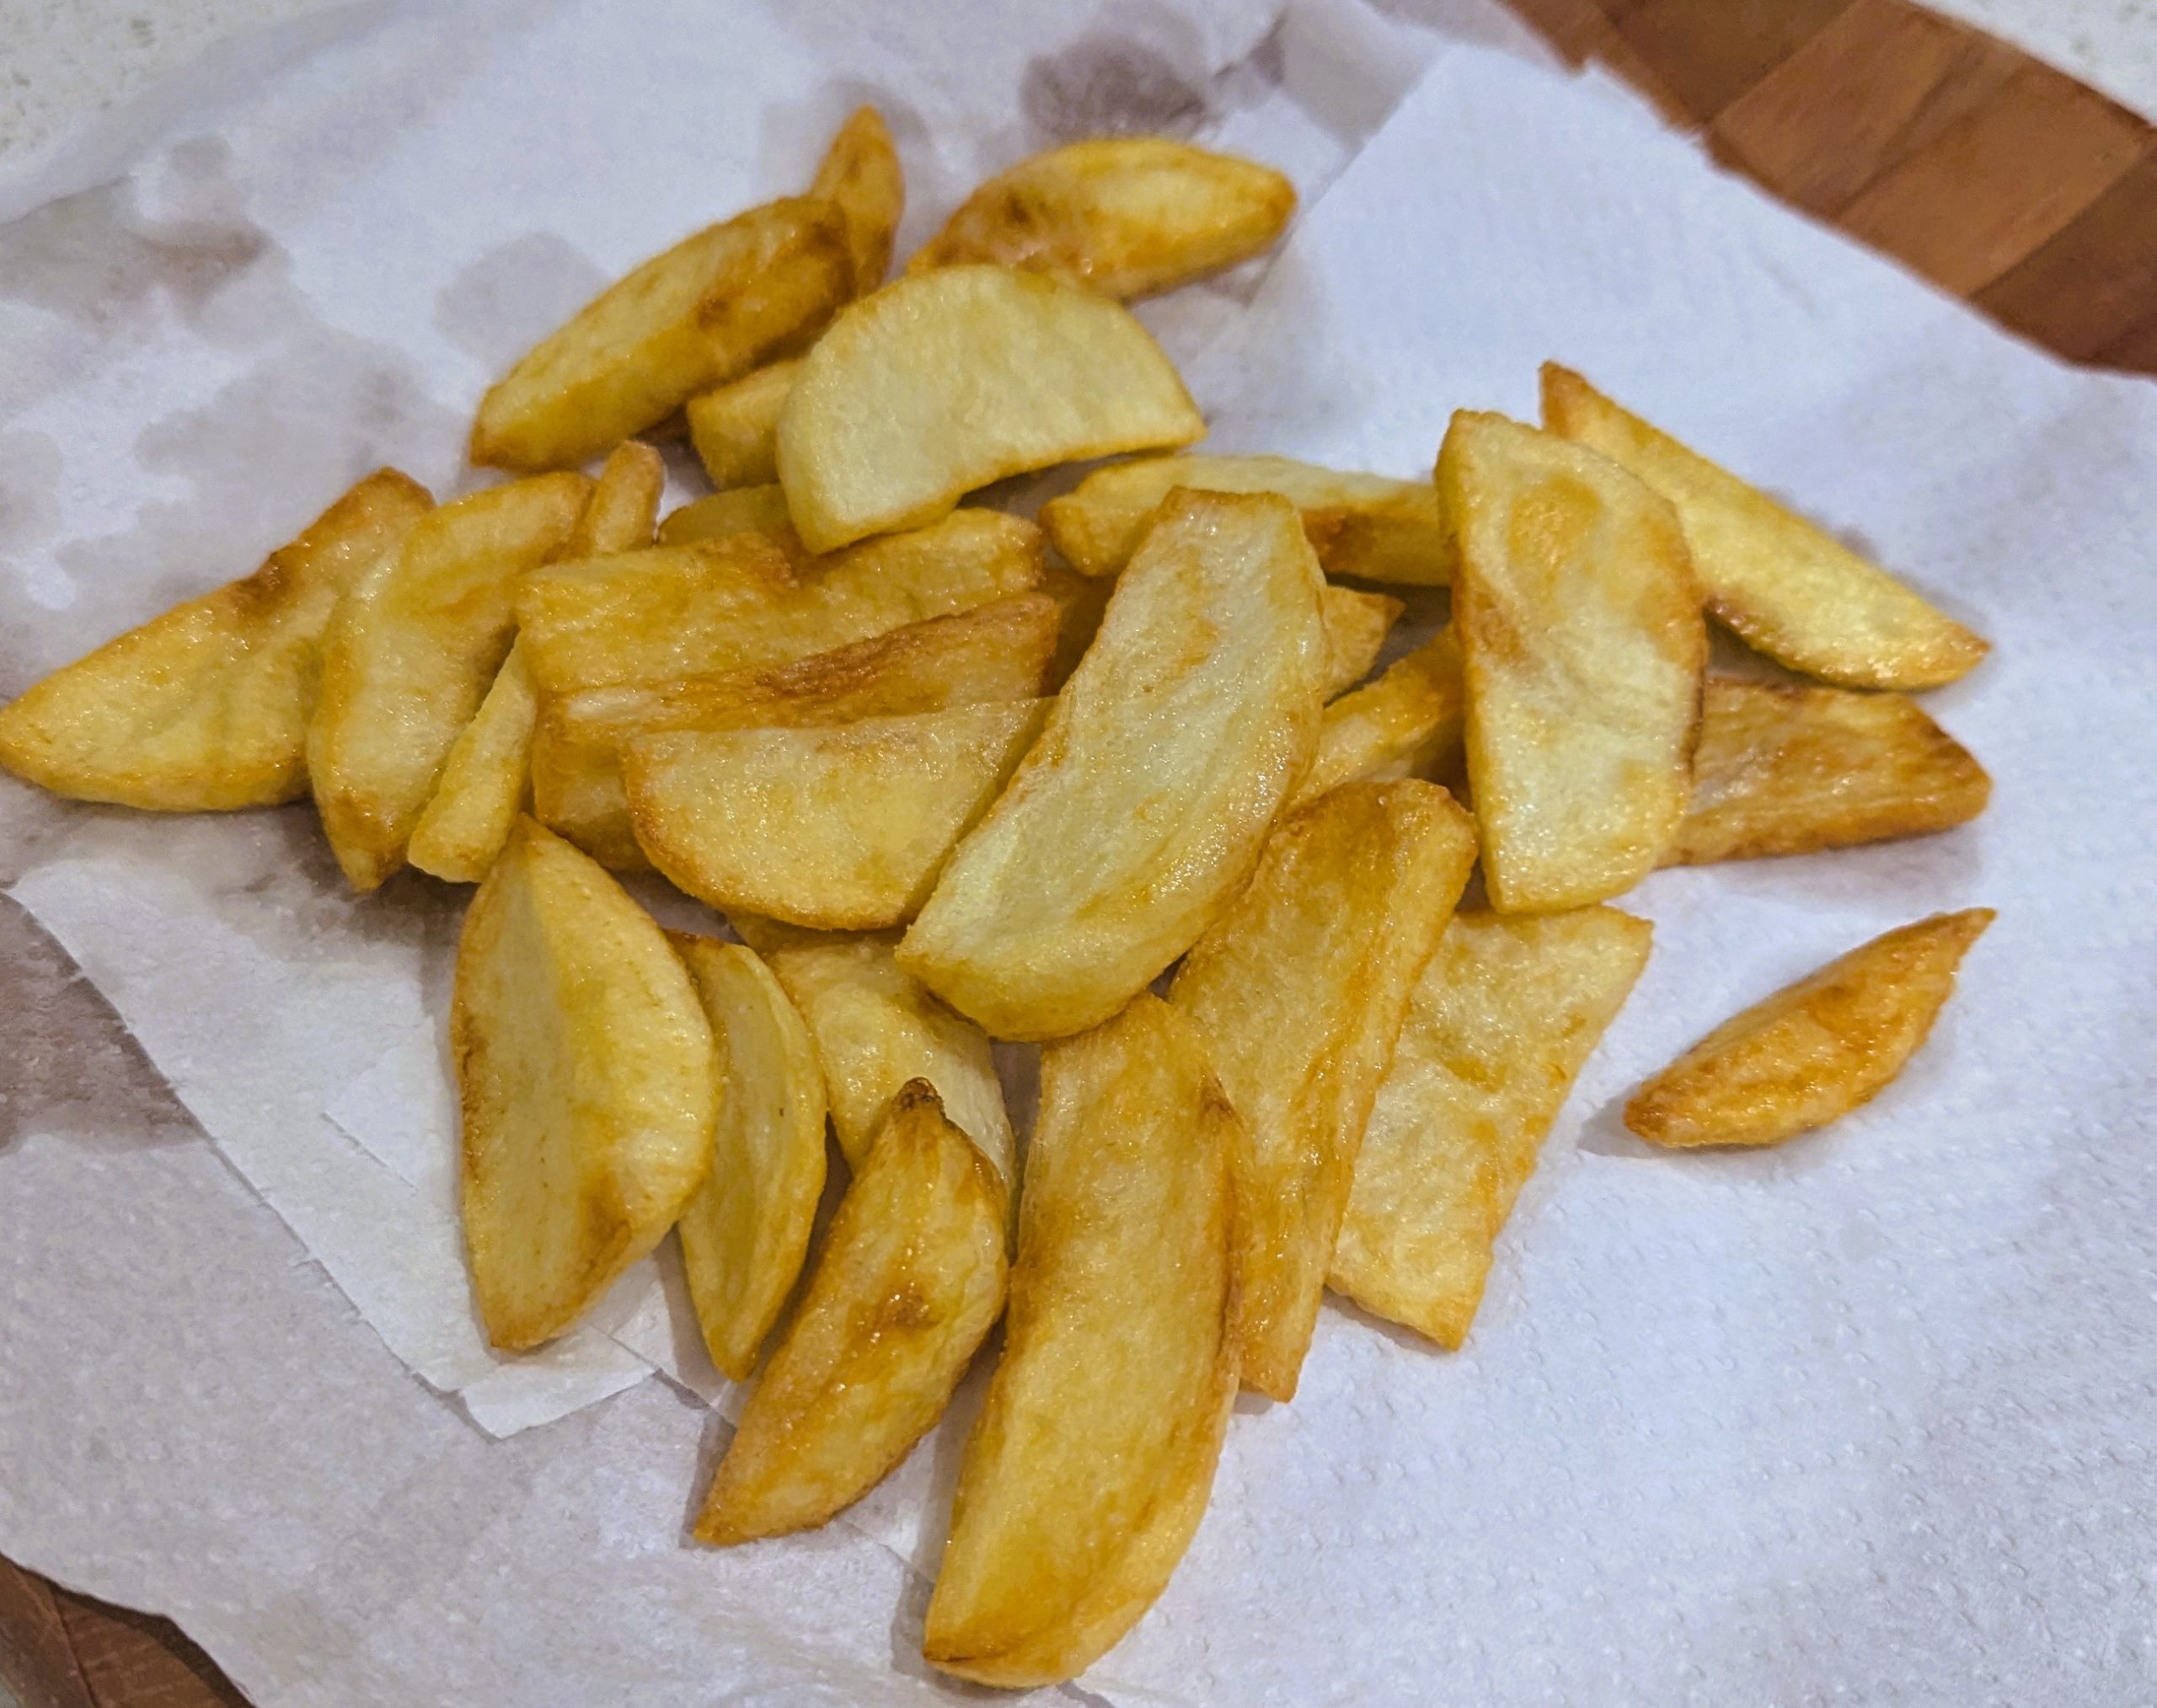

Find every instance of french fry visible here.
[0,469,430,811]
[909,138,1294,302]
[899,490,1328,1041]
[1169,780,1478,1399]
[1625,908,1992,1149]
[1667,676,1991,865]
[811,106,904,292]
[696,1081,1005,1543]
[686,364,800,491]
[1320,583,1403,699]
[566,440,666,555]
[776,265,1203,551]
[656,484,796,549]
[1442,410,1705,913]
[452,817,717,1349]
[923,994,1238,1688]
[1330,908,1652,1348]
[1292,629,1464,809]
[1038,560,1114,690]
[1542,364,1987,690]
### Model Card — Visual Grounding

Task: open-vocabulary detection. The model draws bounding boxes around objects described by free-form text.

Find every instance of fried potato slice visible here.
[309,473,591,891]
[1293,629,1464,810]
[0,469,431,811]
[1169,780,1477,1399]
[1667,675,1991,866]
[776,265,1202,552]
[899,490,1328,1041]
[697,1081,1005,1542]
[1542,365,1986,690]
[1442,410,1705,913]
[1330,908,1651,1348]
[923,994,1237,1688]
[909,138,1294,302]
[453,817,718,1349]
[686,364,801,491]
[656,484,796,549]
[1320,584,1403,699]
[1041,453,1452,584]
[811,105,904,292]
[1625,908,1992,1149]
[566,439,666,555]
[671,934,827,1382]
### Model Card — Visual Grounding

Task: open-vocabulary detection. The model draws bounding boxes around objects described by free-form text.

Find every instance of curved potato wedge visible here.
[671,935,827,1383]
[909,138,1293,302]
[686,365,801,491]
[453,818,718,1350]
[776,265,1202,552]
[0,469,430,811]
[1320,584,1403,699]
[1330,908,1651,1348]
[1542,364,1986,690]
[1442,410,1705,913]
[811,106,904,292]
[899,489,1328,1041]
[1293,629,1464,810]
[1625,908,1993,1150]
[923,995,1238,1689]
[696,1081,1005,1543]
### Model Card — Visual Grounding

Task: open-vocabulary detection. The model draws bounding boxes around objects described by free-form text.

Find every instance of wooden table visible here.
[3,2,2151,1702]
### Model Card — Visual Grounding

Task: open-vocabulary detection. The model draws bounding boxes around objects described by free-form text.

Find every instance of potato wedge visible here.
[900,490,1328,1041]
[656,484,796,549]
[471,197,853,472]
[1667,676,1991,866]
[1320,584,1403,699]
[923,994,1237,1688]
[1330,908,1651,1348]
[1625,908,1992,1149]
[453,817,718,1349]
[696,1081,1005,1543]
[685,364,801,491]
[566,439,665,556]
[1442,410,1705,913]
[309,473,591,891]
[1293,629,1464,810]
[671,935,828,1381]
[1542,365,1986,690]
[776,265,1202,551]
[909,138,1294,302]
[811,105,904,292]
[1041,453,1452,585]
[1169,780,1477,1399]
[0,469,431,811]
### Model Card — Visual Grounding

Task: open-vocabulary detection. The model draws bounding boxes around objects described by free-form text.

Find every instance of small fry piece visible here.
[453,818,717,1350]
[910,138,1294,302]
[1169,780,1478,1400]
[686,364,800,490]
[1330,908,1651,1349]
[1320,584,1403,699]
[811,106,904,292]
[777,265,1202,552]
[1625,909,1993,1150]
[900,490,1328,1041]
[656,485,796,549]
[1042,453,1451,584]
[1293,629,1464,809]
[696,1081,1004,1543]
[672,935,827,1381]
[1542,364,1986,690]
[566,440,666,555]
[923,995,1238,1688]
[1442,410,1705,913]
[1667,676,1991,865]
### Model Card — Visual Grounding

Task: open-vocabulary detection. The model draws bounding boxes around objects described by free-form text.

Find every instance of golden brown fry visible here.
[453,818,717,1350]
[900,490,1328,1041]
[776,265,1202,551]
[923,995,1237,1688]
[1542,364,1986,690]
[0,469,431,811]
[656,485,796,549]
[909,137,1294,302]
[1169,780,1477,1400]
[1293,629,1464,810]
[1320,584,1403,699]
[811,106,904,292]
[1442,410,1705,913]
[1330,908,1651,1348]
[1625,908,1993,1149]
[685,363,801,491]
[1038,560,1114,690]
[567,440,666,554]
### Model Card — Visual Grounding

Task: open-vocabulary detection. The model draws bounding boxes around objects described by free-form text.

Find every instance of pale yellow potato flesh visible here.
[0,469,430,811]
[471,196,852,472]
[1041,452,1452,584]
[697,1081,1005,1543]
[899,490,1328,1041]
[1293,628,1464,810]
[452,818,718,1350]
[1330,908,1651,1348]
[811,105,904,292]
[656,484,796,549]
[923,995,1238,1689]
[776,265,1203,552]
[909,137,1294,302]
[1625,908,1992,1149]
[685,364,800,490]
[1542,364,1987,690]
[308,473,591,891]
[1667,675,1991,866]
[1320,584,1403,699]
[1442,410,1705,913]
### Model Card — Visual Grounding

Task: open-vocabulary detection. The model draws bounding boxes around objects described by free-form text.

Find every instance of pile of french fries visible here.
[0,107,1999,1688]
